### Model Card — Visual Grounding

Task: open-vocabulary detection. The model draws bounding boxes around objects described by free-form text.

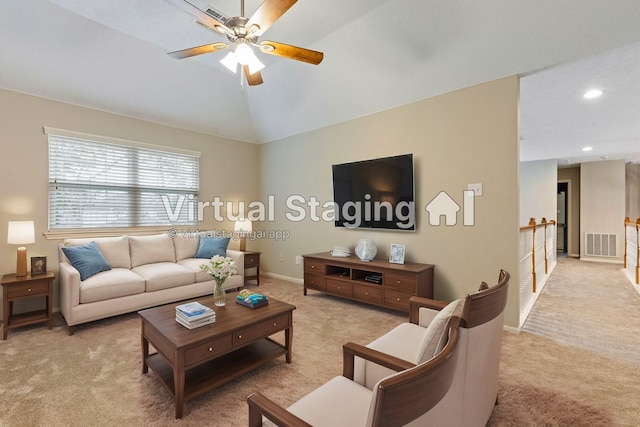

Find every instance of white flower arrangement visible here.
[200,255,238,284]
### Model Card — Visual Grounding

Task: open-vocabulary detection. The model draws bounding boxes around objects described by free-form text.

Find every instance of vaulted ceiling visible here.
[1,1,640,164]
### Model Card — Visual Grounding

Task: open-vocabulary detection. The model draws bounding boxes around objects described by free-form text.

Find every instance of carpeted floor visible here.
[522,255,640,364]
[1,260,639,426]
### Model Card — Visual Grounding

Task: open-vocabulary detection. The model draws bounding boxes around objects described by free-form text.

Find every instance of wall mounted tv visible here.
[332,153,415,231]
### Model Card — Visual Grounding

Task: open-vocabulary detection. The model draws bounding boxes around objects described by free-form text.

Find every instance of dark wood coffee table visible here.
[139,295,295,418]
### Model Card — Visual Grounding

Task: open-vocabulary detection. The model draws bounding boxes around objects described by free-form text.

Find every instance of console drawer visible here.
[185,334,233,367]
[385,272,417,292]
[326,279,352,298]
[304,259,326,274]
[352,284,382,305]
[384,289,413,311]
[234,313,290,346]
[304,273,326,291]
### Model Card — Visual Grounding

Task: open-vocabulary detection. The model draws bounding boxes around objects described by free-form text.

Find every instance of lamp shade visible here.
[7,221,35,245]
[235,219,253,233]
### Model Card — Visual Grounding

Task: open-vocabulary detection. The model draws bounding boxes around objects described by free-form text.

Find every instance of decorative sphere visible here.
[355,238,377,262]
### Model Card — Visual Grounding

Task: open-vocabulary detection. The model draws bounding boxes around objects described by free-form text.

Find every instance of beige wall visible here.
[256,76,522,327]
[580,160,625,261]
[626,163,640,220]
[520,160,557,226]
[0,88,259,312]
[558,166,581,257]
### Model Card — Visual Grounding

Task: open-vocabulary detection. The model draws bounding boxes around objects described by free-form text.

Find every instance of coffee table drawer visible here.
[185,334,233,367]
[234,313,290,346]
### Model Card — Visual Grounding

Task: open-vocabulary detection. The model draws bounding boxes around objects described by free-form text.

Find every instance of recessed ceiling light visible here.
[584,89,603,99]
[582,146,593,152]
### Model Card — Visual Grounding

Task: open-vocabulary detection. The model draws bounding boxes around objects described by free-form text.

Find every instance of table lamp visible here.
[7,220,35,277]
[234,219,252,252]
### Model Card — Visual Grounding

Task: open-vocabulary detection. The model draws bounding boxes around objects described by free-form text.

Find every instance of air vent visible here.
[585,233,617,257]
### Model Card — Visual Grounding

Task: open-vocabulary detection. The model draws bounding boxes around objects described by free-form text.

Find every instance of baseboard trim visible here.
[262,271,303,285]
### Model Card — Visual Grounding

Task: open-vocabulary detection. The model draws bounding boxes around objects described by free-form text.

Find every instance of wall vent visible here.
[585,233,617,257]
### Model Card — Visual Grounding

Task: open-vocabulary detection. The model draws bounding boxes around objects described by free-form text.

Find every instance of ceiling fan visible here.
[164,0,324,86]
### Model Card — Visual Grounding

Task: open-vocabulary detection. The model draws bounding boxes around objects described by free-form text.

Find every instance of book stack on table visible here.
[175,301,215,329]
[236,289,268,308]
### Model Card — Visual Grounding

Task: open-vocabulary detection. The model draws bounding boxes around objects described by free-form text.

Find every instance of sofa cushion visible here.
[417,299,462,363]
[173,234,200,261]
[129,234,176,268]
[132,262,195,292]
[79,268,145,303]
[280,376,372,427]
[178,258,214,283]
[194,236,230,259]
[62,242,112,281]
[64,236,131,269]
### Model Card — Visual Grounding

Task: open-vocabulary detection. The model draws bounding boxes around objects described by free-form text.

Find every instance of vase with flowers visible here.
[200,255,238,306]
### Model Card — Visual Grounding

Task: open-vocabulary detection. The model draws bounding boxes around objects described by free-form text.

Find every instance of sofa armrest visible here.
[226,249,244,278]
[59,261,81,317]
[409,296,449,326]
[342,342,416,380]
[247,392,312,427]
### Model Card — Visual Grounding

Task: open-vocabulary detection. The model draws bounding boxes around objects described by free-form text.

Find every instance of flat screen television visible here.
[332,153,415,231]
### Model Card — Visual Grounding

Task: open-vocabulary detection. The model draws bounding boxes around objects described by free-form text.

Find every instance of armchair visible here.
[355,269,510,427]
[246,317,461,427]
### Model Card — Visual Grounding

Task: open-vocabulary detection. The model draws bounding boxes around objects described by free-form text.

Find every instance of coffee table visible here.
[139,295,295,418]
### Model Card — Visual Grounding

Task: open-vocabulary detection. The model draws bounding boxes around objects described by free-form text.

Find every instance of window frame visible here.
[44,127,200,239]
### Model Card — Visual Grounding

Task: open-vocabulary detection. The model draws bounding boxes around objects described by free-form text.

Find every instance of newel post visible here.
[529,218,537,293]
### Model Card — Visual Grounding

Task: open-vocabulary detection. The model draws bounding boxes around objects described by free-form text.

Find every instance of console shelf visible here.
[302,252,434,312]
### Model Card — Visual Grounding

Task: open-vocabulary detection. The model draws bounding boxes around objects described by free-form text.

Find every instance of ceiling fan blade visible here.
[246,0,297,36]
[243,66,264,86]
[259,41,323,65]
[168,42,228,59]
[163,0,231,34]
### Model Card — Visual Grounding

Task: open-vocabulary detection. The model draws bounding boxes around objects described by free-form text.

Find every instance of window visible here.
[46,127,200,230]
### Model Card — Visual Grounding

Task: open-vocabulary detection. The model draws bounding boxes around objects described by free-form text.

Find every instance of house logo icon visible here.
[425,190,475,226]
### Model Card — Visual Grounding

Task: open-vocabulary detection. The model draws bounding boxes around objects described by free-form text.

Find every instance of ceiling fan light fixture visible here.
[220,52,238,73]
[247,55,265,75]
[235,43,255,65]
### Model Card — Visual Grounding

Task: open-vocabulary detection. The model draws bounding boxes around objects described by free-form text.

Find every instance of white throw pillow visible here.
[417,299,462,364]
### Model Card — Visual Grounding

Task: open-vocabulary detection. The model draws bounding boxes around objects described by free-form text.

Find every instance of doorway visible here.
[557,182,568,254]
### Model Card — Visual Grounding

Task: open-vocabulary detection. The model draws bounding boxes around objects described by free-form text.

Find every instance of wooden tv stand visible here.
[302,252,434,312]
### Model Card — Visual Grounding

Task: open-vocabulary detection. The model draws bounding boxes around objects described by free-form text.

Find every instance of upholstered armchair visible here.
[246,317,462,427]
[354,270,510,427]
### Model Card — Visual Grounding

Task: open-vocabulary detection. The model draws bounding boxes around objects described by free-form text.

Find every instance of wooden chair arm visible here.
[409,296,449,324]
[342,342,416,380]
[247,392,312,427]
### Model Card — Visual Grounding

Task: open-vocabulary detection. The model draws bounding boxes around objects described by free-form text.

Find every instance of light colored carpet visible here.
[522,256,640,364]
[1,265,639,426]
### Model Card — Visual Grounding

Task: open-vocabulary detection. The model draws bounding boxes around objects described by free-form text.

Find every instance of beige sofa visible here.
[58,233,244,334]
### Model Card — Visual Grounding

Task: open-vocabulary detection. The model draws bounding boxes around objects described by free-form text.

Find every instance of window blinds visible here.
[47,131,200,229]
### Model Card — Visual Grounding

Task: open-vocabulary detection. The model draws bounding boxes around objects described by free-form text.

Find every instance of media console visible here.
[302,252,434,312]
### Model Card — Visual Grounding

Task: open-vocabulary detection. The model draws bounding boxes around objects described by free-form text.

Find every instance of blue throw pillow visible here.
[194,237,230,258]
[62,241,112,281]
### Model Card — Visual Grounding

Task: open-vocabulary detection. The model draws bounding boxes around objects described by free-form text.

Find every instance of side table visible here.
[243,251,261,286]
[1,271,54,340]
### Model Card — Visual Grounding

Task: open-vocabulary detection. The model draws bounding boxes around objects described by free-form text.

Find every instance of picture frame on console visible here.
[31,256,47,275]
[389,244,405,264]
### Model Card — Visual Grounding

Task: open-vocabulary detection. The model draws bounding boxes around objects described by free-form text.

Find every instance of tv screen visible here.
[332,154,415,230]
